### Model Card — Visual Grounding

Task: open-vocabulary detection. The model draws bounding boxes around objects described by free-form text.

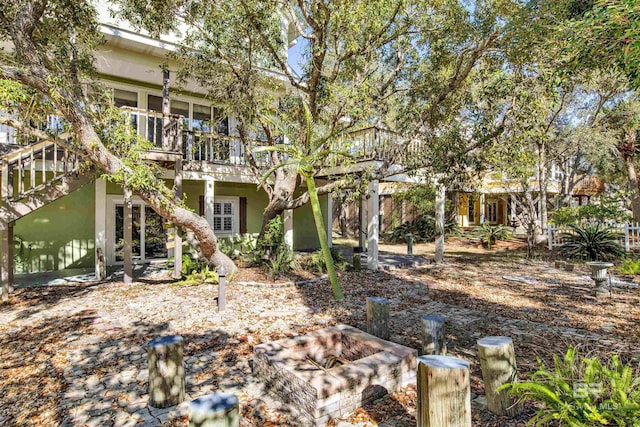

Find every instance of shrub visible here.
[302,247,347,273]
[250,216,299,279]
[618,258,640,275]
[386,215,459,243]
[550,196,632,226]
[560,223,624,261]
[503,347,640,426]
[472,223,511,249]
[179,254,218,285]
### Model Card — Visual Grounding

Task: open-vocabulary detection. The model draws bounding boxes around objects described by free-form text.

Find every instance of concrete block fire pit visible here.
[253,324,417,426]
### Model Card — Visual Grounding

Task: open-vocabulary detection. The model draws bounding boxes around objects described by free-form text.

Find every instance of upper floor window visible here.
[114,89,138,108]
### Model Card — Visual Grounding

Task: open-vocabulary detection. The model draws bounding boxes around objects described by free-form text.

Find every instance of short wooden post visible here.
[189,392,240,427]
[218,267,227,312]
[417,355,471,427]
[352,253,361,272]
[477,336,520,416]
[366,297,390,340]
[148,335,185,408]
[421,314,446,355]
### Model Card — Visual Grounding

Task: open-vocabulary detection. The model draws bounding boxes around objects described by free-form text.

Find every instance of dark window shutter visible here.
[239,197,247,234]
[199,195,205,217]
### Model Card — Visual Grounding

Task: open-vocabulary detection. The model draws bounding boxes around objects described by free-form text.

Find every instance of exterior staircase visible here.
[1,139,92,224]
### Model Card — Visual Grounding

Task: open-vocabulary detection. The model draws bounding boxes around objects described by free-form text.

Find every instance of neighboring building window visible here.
[468,196,475,222]
[213,197,238,235]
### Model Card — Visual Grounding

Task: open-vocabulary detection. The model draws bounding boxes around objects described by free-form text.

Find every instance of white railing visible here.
[547,222,640,252]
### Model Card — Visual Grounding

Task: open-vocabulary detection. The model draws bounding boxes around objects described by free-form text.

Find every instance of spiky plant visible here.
[560,223,624,261]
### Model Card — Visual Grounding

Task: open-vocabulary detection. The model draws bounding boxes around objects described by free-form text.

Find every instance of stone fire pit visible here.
[253,324,417,425]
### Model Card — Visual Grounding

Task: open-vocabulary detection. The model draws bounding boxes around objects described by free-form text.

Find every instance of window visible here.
[212,197,238,234]
[487,200,498,223]
[114,89,138,108]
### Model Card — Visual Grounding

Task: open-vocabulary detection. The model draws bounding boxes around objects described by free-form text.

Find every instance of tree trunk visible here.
[434,184,446,264]
[537,142,548,233]
[624,155,640,222]
[305,173,344,301]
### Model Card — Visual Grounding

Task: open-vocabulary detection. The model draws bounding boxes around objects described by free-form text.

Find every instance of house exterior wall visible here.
[293,193,328,250]
[12,183,95,273]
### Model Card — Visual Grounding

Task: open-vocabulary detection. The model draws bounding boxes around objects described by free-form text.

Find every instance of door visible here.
[112,201,168,264]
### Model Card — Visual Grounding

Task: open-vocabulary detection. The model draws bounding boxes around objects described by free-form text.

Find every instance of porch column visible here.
[123,187,133,284]
[326,194,333,248]
[95,179,107,280]
[173,158,183,279]
[204,177,215,228]
[510,195,516,224]
[359,197,366,250]
[479,193,486,224]
[434,184,446,264]
[162,69,171,151]
[503,197,509,226]
[283,209,294,250]
[1,222,14,301]
[367,180,379,270]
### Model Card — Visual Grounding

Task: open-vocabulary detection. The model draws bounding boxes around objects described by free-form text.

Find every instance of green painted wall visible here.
[13,183,95,273]
[214,182,268,234]
[293,193,328,250]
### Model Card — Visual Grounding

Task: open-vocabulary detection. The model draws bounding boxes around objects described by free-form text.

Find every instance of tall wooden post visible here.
[477,336,520,416]
[434,183,446,264]
[1,222,13,301]
[417,355,471,427]
[123,187,133,284]
[173,157,183,280]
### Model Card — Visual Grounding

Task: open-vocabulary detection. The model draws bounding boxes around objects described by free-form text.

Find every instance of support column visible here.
[204,177,215,228]
[1,222,14,301]
[326,194,333,248]
[123,187,133,284]
[434,184,446,264]
[173,158,183,279]
[283,209,293,250]
[367,180,379,270]
[161,69,171,151]
[95,179,107,280]
[479,193,486,224]
[359,197,366,250]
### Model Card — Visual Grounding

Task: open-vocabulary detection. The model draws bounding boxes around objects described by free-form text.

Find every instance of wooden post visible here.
[352,253,361,272]
[189,392,239,427]
[1,222,13,302]
[434,183,445,264]
[173,157,183,279]
[218,267,227,311]
[148,335,185,408]
[367,180,379,270]
[1,158,9,200]
[417,355,471,427]
[366,297,390,340]
[162,68,171,151]
[477,336,520,416]
[123,186,133,284]
[625,223,630,252]
[547,224,553,251]
[421,314,446,355]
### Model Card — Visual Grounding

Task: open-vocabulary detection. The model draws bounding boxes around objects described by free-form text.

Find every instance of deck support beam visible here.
[95,179,107,280]
[1,222,14,301]
[367,180,379,270]
[123,186,133,284]
[173,158,183,279]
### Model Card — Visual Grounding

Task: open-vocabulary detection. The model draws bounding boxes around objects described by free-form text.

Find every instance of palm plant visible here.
[560,223,624,261]
[255,102,351,300]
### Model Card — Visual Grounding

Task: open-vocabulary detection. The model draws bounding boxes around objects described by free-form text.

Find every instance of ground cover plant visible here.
[504,347,640,426]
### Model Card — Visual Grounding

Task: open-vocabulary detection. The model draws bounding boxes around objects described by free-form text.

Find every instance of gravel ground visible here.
[1,248,638,426]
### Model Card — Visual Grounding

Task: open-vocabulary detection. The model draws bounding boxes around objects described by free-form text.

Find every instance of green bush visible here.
[302,247,347,273]
[502,347,640,426]
[560,223,624,261]
[217,234,258,260]
[472,223,511,249]
[550,196,632,226]
[386,215,459,243]
[618,258,640,275]
[179,254,219,285]
[250,216,299,279]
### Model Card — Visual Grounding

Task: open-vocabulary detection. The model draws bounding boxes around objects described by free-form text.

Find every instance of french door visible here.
[112,201,168,264]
